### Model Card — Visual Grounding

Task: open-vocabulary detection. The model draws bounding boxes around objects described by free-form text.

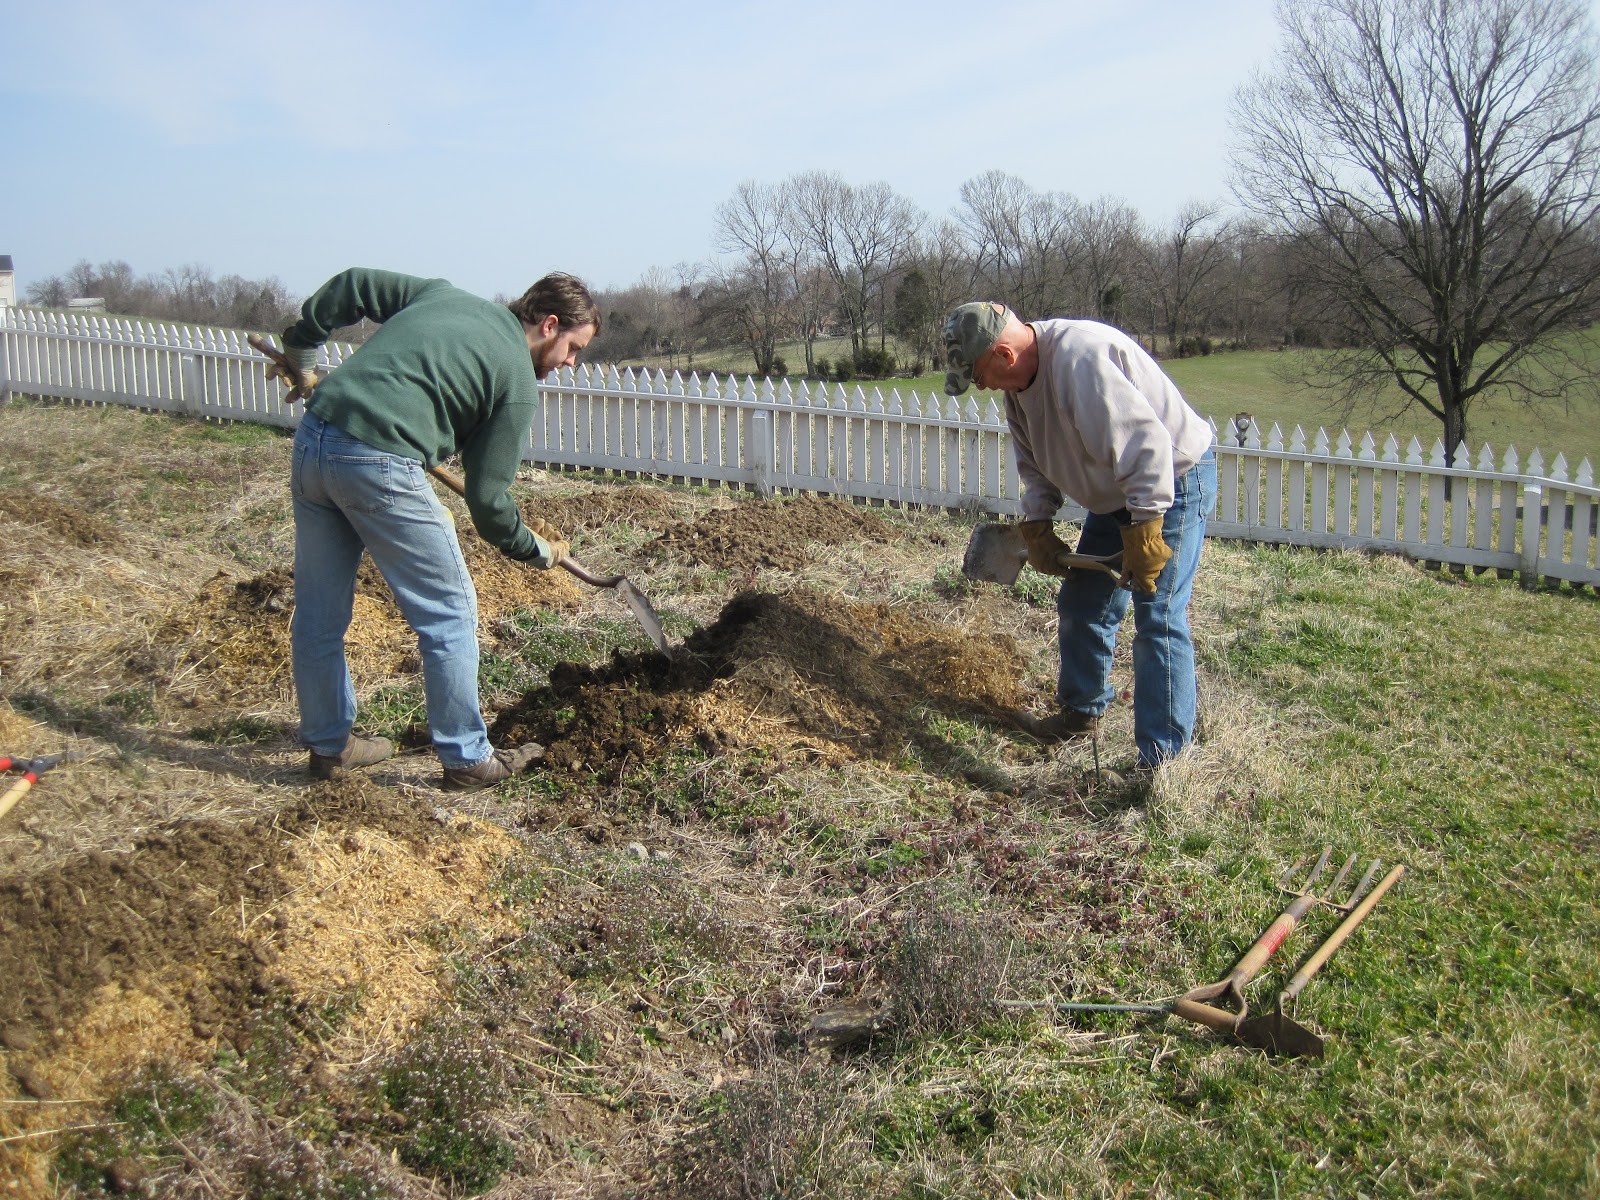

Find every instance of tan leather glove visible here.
[1019,520,1073,577]
[248,333,321,403]
[1119,518,1173,593]
[525,517,570,568]
[265,359,321,404]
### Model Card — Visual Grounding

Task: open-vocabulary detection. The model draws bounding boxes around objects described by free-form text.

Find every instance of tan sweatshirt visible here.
[1005,320,1214,522]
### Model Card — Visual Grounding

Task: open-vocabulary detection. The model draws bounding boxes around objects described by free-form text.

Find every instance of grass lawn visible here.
[2,397,1596,1197]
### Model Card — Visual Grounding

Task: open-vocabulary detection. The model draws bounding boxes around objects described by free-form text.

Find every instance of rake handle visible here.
[1280,864,1407,1006]
[1228,891,1321,987]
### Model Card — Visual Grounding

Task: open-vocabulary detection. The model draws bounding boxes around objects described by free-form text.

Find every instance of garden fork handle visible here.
[1278,864,1406,1009]
[1177,890,1322,1025]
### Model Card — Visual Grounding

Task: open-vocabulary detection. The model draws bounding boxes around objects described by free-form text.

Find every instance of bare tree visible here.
[1138,201,1233,352]
[955,170,1080,318]
[709,181,796,377]
[1072,195,1144,327]
[787,171,923,358]
[1232,0,1600,459]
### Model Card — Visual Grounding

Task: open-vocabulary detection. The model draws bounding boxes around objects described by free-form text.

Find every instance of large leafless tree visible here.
[1232,0,1600,458]
[787,171,924,358]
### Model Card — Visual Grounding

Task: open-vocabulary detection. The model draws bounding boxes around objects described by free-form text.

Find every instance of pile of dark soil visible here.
[0,776,508,1109]
[648,494,899,572]
[489,587,1028,782]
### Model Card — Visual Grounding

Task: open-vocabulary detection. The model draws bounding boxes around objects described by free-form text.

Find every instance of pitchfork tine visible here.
[1340,859,1385,911]
[1327,852,1359,898]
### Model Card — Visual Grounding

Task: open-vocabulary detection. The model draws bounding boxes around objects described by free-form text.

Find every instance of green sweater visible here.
[284,267,548,564]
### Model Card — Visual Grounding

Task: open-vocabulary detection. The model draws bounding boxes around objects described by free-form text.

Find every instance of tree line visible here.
[25,260,301,335]
[22,1,1600,459]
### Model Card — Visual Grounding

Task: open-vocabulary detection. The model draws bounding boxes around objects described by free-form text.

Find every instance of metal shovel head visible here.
[1235,1011,1326,1059]
[616,579,672,657]
[963,522,1030,585]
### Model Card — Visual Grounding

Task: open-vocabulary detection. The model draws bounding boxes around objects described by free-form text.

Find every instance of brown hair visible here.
[507,272,601,335]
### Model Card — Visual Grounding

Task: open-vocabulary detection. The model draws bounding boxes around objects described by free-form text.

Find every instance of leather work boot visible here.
[1016,709,1100,743]
[309,734,396,780]
[441,744,545,793]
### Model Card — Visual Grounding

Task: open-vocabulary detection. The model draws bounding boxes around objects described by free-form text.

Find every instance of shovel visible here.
[962,522,1121,585]
[426,466,671,657]
[244,333,673,655]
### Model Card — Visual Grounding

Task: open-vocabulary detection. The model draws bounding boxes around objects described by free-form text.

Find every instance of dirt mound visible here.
[0,488,119,547]
[649,494,899,572]
[135,531,585,703]
[0,774,514,1105]
[528,484,683,536]
[489,588,1027,781]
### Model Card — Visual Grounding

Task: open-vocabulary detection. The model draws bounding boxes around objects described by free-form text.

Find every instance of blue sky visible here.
[4,0,1571,303]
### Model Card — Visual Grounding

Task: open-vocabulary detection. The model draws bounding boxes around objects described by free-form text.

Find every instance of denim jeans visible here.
[290,411,493,768]
[1056,451,1218,767]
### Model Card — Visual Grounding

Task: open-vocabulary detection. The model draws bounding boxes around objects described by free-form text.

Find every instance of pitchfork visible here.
[1169,845,1399,1056]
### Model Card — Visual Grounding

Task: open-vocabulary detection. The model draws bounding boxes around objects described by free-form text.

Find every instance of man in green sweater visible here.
[277,268,599,790]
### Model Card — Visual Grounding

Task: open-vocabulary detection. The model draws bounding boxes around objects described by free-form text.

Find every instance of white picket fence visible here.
[2,306,1595,590]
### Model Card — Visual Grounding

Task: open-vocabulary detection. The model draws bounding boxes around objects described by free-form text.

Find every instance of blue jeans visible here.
[290,412,493,768]
[1056,452,1217,767]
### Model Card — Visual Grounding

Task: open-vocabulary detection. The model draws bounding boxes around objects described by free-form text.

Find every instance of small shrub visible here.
[374,1022,516,1192]
[886,891,1012,1037]
[834,358,855,383]
[812,356,831,379]
[663,1062,870,1200]
[852,347,897,379]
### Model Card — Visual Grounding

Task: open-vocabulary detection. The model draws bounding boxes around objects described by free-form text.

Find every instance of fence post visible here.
[750,408,773,498]
[180,353,203,417]
[1519,482,1543,589]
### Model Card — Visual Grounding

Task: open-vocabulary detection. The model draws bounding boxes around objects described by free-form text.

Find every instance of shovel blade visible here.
[963,523,1029,585]
[1235,1012,1326,1059]
[615,580,671,656]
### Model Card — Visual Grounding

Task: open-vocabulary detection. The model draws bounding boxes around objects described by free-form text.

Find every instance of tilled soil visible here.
[647,493,900,572]
[490,587,1029,782]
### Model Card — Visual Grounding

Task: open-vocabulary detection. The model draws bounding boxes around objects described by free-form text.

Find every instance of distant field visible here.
[621,335,1600,469]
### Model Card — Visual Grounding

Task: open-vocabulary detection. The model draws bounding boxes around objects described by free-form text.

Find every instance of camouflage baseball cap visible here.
[942,301,1008,395]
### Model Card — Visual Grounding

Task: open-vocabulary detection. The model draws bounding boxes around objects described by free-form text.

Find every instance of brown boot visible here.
[1016,709,1100,743]
[441,744,545,793]
[309,734,395,780]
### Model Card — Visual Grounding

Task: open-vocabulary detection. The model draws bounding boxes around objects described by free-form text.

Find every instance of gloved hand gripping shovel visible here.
[0,753,76,822]
[426,466,672,657]
[961,522,1122,584]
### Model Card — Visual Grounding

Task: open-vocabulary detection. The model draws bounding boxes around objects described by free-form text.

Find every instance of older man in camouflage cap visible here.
[945,302,1217,774]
